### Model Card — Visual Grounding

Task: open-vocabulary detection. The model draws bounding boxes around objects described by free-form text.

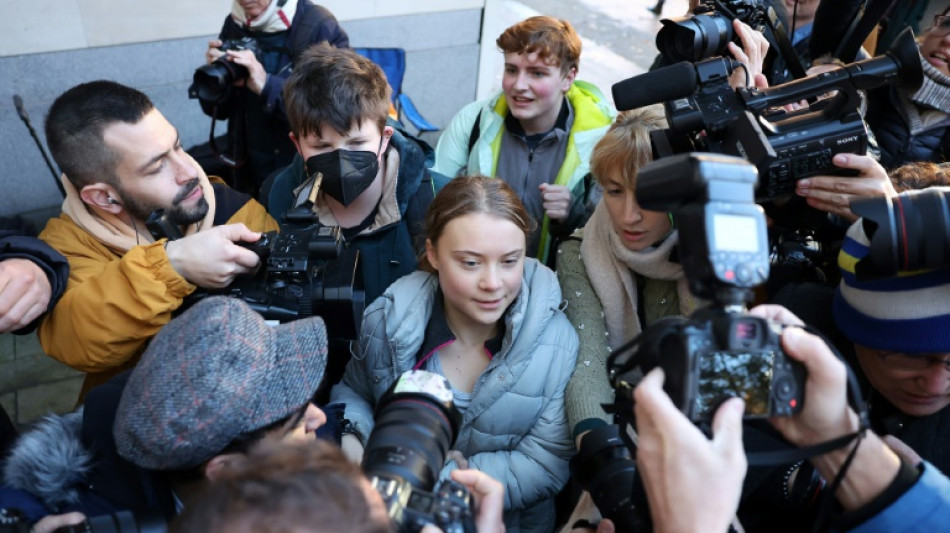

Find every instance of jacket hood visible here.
[2,409,92,510]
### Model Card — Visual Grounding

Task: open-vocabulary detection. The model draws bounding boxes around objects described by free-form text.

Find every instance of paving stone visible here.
[0,352,82,395]
[0,333,13,364]
[17,377,82,424]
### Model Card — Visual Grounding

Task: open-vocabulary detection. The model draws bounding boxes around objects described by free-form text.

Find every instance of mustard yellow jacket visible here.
[38,180,278,397]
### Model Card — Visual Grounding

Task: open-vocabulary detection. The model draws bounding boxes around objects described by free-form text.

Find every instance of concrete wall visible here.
[0,0,484,224]
[0,0,484,424]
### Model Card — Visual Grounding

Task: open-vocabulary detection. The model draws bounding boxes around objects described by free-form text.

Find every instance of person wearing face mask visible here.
[192,0,348,194]
[267,44,447,307]
[265,44,449,395]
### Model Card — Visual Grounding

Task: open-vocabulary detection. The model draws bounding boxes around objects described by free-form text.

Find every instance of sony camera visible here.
[362,371,476,533]
[148,206,365,338]
[0,508,164,533]
[188,37,262,104]
[609,153,806,425]
[613,28,922,203]
[851,187,950,279]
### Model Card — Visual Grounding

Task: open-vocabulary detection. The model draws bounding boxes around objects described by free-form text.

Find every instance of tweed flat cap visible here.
[114,296,327,470]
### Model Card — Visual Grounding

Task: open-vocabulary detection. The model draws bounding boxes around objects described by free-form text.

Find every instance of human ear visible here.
[289,132,303,155]
[380,125,395,155]
[80,184,122,214]
[425,238,439,271]
[203,453,245,481]
[562,67,577,92]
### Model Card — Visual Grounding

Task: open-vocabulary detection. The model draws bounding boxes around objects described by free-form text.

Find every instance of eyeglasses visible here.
[878,351,950,372]
[931,15,950,37]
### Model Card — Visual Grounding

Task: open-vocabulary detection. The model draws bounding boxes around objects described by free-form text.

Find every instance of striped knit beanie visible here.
[833,219,950,352]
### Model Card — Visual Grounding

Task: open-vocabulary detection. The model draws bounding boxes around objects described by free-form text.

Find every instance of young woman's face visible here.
[602,173,672,251]
[426,213,526,328]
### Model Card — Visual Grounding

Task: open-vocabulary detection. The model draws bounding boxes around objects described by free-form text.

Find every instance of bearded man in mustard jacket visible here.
[38,81,278,399]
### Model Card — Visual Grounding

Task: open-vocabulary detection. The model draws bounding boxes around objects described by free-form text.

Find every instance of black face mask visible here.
[305,149,379,207]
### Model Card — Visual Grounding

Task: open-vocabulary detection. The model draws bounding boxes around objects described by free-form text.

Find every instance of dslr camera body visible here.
[362,371,476,533]
[188,36,262,104]
[575,154,807,532]
[147,206,365,337]
[620,153,805,424]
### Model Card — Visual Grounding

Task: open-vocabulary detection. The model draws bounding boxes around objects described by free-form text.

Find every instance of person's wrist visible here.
[811,431,901,512]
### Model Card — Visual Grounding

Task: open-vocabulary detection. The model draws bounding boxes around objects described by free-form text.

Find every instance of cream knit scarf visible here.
[231,0,298,33]
[581,201,694,351]
[60,155,216,254]
[899,54,950,135]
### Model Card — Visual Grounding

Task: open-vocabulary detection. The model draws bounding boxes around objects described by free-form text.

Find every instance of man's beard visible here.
[117,178,209,227]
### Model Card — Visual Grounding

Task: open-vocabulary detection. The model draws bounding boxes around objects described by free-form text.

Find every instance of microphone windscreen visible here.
[612,62,699,111]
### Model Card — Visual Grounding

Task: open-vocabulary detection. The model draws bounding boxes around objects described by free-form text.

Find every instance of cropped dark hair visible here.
[283,42,392,139]
[419,176,536,273]
[45,80,154,189]
[172,440,390,533]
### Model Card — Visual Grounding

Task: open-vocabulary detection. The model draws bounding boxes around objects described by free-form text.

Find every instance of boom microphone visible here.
[612,62,699,111]
[13,94,65,198]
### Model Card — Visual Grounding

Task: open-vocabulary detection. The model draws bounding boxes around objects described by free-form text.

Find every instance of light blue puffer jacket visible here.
[331,259,578,533]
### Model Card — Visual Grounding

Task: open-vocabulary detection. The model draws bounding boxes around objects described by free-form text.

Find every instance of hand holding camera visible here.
[794,153,896,221]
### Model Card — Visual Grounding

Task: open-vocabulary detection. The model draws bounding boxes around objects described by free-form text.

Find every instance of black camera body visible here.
[188,36,262,104]
[362,371,476,533]
[148,207,365,338]
[627,153,805,424]
[615,28,922,203]
[656,307,805,422]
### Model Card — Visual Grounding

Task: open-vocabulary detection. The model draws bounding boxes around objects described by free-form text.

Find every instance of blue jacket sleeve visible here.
[0,230,69,334]
[843,462,950,533]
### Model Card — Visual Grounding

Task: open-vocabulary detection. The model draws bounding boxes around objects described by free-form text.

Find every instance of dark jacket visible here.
[0,372,175,524]
[203,1,349,184]
[267,122,447,306]
[865,85,950,170]
[0,226,69,334]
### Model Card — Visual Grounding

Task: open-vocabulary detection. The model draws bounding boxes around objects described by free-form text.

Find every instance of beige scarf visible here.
[899,54,950,135]
[231,0,298,32]
[60,154,217,254]
[581,201,694,350]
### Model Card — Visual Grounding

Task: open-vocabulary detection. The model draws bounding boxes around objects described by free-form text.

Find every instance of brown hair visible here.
[419,176,536,273]
[283,42,392,139]
[590,106,668,190]
[171,440,390,533]
[889,161,950,192]
[496,16,582,74]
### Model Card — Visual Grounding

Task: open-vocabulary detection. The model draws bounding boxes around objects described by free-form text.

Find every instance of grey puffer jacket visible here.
[331,259,578,533]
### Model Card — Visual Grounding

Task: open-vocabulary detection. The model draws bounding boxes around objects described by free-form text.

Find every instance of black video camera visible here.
[363,371,476,533]
[851,187,950,279]
[613,28,922,203]
[188,37,261,104]
[610,153,806,425]
[0,508,164,533]
[148,206,365,338]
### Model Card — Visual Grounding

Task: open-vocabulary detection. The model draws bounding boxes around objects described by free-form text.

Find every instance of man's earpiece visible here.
[107,197,120,205]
